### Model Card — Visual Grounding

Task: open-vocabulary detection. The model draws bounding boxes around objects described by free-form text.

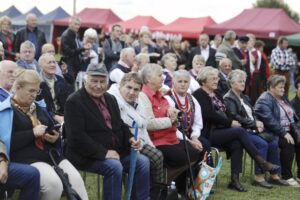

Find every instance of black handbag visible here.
[289,121,300,144]
[49,148,82,200]
[257,132,274,142]
[279,103,300,144]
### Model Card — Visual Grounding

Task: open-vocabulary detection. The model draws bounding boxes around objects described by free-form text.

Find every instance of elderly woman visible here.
[0,16,18,61]
[139,64,200,169]
[193,66,279,192]
[189,55,205,93]
[224,70,285,188]
[165,70,209,152]
[76,28,98,88]
[9,69,88,200]
[108,72,164,198]
[161,53,177,92]
[255,75,300,187]
[132,53,150,72]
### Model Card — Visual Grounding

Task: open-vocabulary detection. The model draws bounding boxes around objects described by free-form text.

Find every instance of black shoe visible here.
[252,180,273,189]
[255,156,280,173]
[268,178,290,186]
[228,181,247,192]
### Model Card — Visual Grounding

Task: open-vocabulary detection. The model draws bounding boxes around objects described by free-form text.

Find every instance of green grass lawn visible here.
[9,153,300,200]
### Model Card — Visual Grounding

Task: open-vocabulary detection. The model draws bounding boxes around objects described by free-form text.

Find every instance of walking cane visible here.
[126,120,139,200]
[180,112,198,200]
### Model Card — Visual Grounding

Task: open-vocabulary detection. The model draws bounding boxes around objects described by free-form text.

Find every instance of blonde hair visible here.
[197,66,219,85]
[14,69,40,88]
[0,16,12,27]
[192,55,205,64]
[161,53,176,67]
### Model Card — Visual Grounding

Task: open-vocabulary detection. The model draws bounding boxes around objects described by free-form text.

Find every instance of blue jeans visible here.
[84,154,150,200]
[0,162,40,200]
[248,132,280,175]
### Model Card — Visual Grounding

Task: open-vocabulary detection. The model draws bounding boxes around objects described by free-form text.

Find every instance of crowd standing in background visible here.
[0,12,300,200]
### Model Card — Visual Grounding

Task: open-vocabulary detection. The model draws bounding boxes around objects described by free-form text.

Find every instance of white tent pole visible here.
[73,0,76,15]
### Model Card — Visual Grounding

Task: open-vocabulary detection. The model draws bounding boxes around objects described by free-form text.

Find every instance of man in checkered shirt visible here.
[270,36,295,95]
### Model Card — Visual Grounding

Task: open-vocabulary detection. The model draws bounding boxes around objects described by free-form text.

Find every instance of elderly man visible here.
[61,16,91,77]
[233,36,250,71]
[103,24,126,71]
[216,58,232,97]
[188,33,216,69]
[271,36,295,96]
[36,53,74,124]
[15,13,46,60]
[16,40,40,72]
[64,63,150,200]
[109,47,136,84]
[41,43,75,84]
[0,60,40,200]
[216,30,245,70]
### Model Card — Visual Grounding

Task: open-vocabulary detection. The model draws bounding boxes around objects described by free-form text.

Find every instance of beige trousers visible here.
[31,159,88,200]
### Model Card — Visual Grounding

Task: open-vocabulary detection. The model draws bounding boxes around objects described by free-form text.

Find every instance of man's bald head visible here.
[0,60,17,91]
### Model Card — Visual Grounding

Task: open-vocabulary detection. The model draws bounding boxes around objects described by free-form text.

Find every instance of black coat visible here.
[15,27,46,57]
[216,73,230,98]
[60,28,85,75]
[37,75,74,116]
[0,32,17,59]
[10,103,58,164]
[224,90,256,129]
[192,88,232,139]
[188,46,216,69]
[64,88,131,168]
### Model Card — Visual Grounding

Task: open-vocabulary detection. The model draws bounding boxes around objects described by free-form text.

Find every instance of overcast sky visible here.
[0,0,299,24]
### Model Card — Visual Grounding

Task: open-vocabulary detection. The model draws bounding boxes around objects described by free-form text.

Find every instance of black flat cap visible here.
[238,36,249,43]
[86,63,108,76]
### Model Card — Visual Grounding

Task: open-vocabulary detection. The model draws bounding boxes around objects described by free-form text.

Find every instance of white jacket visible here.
[107,84,154,147]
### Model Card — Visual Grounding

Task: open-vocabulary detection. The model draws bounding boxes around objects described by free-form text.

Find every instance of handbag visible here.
[256,130,274,143]
[278,103,300,144]
[49,149,82,200]
[188,152,223,200]
[289,121,300,144]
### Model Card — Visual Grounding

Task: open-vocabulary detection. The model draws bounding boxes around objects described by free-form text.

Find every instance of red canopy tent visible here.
[53,8,122,28]
[105,15,164,33]
[203,8,300,39]
[52,8,122,51]
[152,16,216,39]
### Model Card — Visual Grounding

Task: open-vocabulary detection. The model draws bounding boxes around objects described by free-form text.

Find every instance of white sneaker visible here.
[286,178,300,187]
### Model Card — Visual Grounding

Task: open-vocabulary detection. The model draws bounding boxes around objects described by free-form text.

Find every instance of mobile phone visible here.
[46,124,61,135]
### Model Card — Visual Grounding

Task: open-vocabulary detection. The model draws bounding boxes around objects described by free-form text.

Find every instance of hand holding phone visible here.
[46,124,61,135]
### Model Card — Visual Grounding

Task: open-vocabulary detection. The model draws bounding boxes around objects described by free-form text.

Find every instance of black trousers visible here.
[157,140,201,168]
[279,137,300,179]
[210,127,259,174]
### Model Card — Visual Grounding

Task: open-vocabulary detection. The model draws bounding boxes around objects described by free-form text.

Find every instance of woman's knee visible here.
[31,162,63,196]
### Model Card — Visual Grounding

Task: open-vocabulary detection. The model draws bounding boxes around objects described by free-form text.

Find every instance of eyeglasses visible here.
[27,89,42,95]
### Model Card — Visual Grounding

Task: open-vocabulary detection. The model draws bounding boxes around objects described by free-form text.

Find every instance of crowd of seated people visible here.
[1,12,300,200]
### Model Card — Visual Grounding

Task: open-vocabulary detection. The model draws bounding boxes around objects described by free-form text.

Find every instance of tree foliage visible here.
[253,0,299,22]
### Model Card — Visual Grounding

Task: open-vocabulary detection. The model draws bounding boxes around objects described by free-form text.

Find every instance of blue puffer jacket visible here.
[254,91,290,137]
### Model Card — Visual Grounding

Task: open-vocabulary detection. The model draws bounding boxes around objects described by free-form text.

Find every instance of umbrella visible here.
[126,120,139,200]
